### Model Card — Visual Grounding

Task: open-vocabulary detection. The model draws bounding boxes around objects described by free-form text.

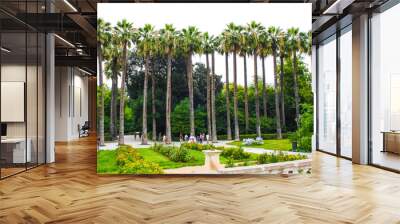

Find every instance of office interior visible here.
[0,0,97,179]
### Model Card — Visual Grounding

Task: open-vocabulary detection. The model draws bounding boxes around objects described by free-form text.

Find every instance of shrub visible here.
[115,145,163,174]
[181,142,214,151]
[257,151,308,164]
[151,144,192,162]
[220,147,251,160]
[225,157,235,168]
[169,146,192,162]
[293,104,313,152]
[243,138,263,146]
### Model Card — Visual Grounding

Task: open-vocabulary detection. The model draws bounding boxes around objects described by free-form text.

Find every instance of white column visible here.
[46,32,55,163]
[312,45,317,152]
[352,14,369,164]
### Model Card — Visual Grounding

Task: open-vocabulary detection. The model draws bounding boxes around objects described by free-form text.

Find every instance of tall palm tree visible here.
[246,21,264,137]
[224,22,241,141]
[160,24,178,144]
[287,27,304,129]
[180,26,202,136]
[219,30,232,140]
[277,30,288,130]
[239,27,251,134]
[115,19,135,145]
[97,18,111,146]
[103,40,121,141]
[137,24,156,145]
[202,32,215,141]
[268,26,283,139]
[151,33,162,142]
[259,31,271,118]
[211,37,219,143]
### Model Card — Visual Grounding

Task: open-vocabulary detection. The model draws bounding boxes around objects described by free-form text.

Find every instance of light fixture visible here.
[1,47,11,53]
[78,67,92,76]
[54,34,75,48]
[63,0,78,12]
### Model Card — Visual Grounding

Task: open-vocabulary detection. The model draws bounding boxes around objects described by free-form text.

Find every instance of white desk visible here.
[1,138,31,163]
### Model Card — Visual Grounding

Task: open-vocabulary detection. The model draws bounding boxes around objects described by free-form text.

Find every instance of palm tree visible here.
[103,40,121,141]
[137,24,156,145]
[259,30,271,118]
[160,24,178,144]
[211,37,219,143]
[246,21,264,137]
[239,27,251,134]
[180,26,202,136]
[268,26,283,139]
[277,30,288,130]
[202,32,215,141]
[287,27,305,129]
[219,30,232,140]
[97,18,111,146]
[224,22,241,141]
[115,19,135,145]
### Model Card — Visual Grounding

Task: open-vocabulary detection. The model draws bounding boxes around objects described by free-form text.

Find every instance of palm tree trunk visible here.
[186,54,195,136]
[262,56,267,118]
[243,55,249,134]
[293,52,300,129]
[211,52,217,142]
[152,60,157,141]
[110,67,118,141]
[233,51,240,141]
[118,43,127,145]
[254,52,261,137]
[141,56,149,145]
[206,53,212,142]
[165,52,172,144]
[97,44,105,146]
[225,53,232,140]
[273,53,282,139]
[280,55,286,130]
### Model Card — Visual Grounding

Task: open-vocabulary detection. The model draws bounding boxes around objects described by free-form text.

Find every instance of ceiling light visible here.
[1,47,11,53]
[63,0,78,12]
[54,34,75,48]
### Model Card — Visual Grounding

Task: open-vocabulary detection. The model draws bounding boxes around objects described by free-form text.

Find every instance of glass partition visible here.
[370,3,400,171]
[339,26,352,158]
[317,35,337,154]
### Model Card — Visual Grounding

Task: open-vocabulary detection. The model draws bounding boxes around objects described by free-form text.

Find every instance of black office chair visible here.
[79,121,90,138]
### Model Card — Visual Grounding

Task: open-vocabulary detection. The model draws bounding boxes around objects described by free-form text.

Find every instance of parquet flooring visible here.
[1,135,400,223]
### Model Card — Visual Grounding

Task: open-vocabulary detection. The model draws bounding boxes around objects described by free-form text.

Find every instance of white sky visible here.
[98,3,311,86]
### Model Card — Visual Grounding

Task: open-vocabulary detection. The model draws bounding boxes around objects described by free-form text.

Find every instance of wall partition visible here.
[0,4,46,179]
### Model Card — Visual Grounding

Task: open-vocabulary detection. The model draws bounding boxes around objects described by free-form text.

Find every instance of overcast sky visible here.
[98,3,311,87]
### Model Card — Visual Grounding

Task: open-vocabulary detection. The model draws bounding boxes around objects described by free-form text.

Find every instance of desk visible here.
[1,138,31,163]
[382,131,400,154]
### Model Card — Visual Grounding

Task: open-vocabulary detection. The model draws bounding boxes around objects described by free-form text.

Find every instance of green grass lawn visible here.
[227,139,292,151]
[97,148,259,173]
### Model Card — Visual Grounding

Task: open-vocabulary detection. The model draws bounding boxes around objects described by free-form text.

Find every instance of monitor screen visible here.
[1,123,7,137]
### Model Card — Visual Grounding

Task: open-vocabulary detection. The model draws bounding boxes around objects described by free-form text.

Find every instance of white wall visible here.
[55,67,89,141]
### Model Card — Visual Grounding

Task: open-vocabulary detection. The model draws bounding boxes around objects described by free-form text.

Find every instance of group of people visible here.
[180,133,209,144]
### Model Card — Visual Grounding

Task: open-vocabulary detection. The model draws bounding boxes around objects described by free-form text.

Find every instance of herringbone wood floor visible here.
[1,135,400,224]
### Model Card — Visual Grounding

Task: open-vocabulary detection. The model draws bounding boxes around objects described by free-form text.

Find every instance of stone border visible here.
[217,159,312,175]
